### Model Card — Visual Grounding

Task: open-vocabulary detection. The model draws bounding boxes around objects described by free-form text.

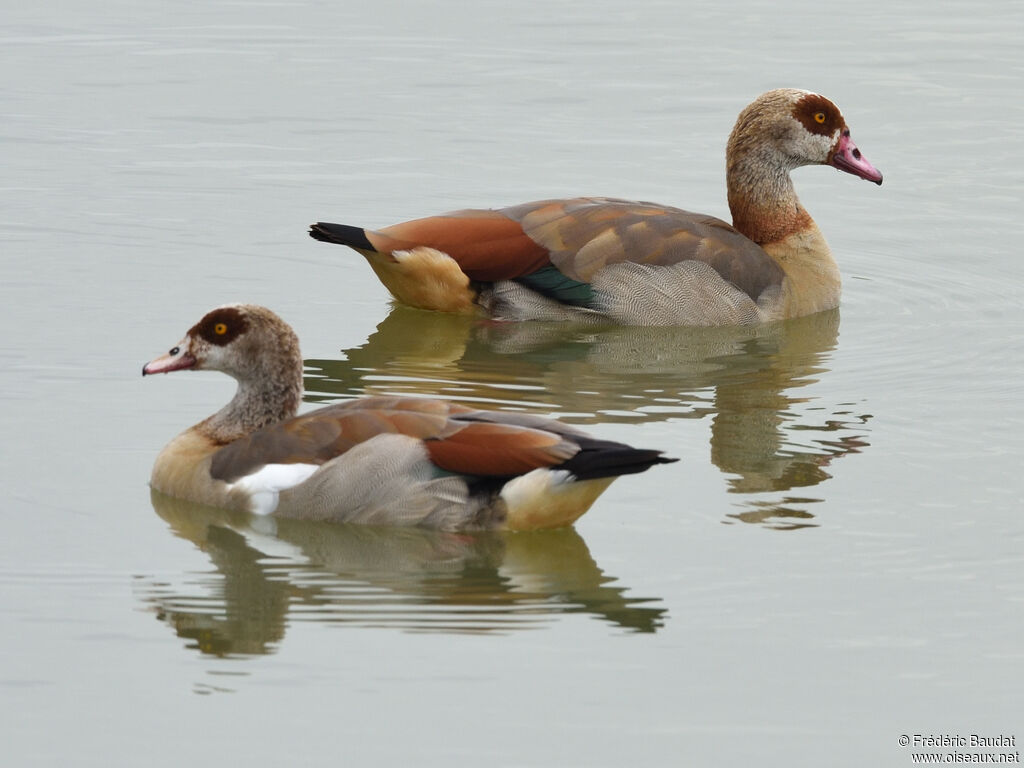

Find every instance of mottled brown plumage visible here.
[310,88,881,326]
[208,397,581,484]
[504,197,783,304]
[143,305,674,530]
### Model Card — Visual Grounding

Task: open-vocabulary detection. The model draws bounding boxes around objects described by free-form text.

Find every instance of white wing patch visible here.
[228,463,320,516]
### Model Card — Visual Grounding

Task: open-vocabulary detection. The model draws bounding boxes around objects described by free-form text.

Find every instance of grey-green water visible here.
[2,0,1022,765]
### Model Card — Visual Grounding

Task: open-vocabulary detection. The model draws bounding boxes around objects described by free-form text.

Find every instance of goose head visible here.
[142,304,301,381]
[728,88,883,184]
[143,304,303,438]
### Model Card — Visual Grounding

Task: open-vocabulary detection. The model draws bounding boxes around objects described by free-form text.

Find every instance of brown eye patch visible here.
[794,93,844,136]
[189,306,250,346]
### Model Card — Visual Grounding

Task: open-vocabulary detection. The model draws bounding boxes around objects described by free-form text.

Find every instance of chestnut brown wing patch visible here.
[369,210,552,281]
[424,421,579,477]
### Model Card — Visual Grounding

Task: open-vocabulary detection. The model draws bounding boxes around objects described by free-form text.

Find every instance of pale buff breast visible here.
[760,223,841,320]
[150,429,253,512]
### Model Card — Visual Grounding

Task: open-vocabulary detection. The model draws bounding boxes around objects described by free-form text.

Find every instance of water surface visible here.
[2,0,1023,766]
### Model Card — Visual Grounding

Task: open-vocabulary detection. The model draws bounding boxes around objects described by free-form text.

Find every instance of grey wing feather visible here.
[502,197,784,303]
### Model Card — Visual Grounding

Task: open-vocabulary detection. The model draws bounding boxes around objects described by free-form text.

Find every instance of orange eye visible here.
[214,323,228,335]
[814,111,826,124]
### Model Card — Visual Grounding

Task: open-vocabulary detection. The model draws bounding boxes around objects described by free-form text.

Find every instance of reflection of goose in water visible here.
[306,306,870,529]
[138,490,666,659]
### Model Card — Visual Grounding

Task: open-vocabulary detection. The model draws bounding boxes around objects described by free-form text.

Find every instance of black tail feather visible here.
[560,437,677,481]
[309,222,374,251]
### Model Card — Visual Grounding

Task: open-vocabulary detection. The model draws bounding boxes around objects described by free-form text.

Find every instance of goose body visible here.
[310,89,881,326]
[143,304,674,531]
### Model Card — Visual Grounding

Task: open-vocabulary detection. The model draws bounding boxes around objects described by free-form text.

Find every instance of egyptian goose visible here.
[310,89,882,326]
[142,304,674,530]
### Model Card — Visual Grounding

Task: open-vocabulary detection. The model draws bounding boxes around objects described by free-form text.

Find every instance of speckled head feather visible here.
[726,89,861,244]
[727,89,840,173]
[144,304,304,442]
